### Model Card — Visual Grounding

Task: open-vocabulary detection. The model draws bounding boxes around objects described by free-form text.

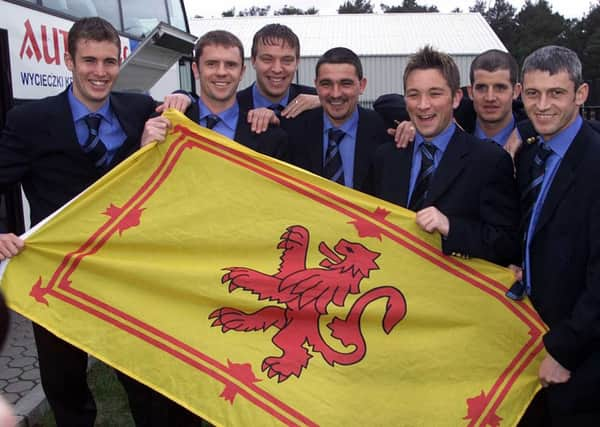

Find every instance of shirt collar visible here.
[67,84,112,124]
[541,115,583,159]
[252,83,290,109]
[323,108,359,135]
[414,121,456,154]
[198,97,239,130]
[474,115,515,146]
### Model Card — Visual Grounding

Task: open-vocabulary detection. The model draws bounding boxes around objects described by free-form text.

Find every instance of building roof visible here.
[189,13,505,57]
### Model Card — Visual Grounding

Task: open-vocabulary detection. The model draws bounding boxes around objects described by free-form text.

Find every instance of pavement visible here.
[0,309,48,427]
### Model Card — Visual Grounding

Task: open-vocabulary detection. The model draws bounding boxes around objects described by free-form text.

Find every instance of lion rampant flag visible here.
[0,110,545,426]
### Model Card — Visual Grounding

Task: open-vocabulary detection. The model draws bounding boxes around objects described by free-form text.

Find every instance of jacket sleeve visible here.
[442,149,521,265]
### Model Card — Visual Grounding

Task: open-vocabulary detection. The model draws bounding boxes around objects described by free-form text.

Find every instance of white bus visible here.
[0,0,197,234]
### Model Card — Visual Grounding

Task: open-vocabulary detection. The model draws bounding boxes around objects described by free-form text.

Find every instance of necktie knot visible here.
[328,128,345,145]
[205,114,220,130]
[534,143,553,165]
[84,114,102,136]
[268,104,284,116]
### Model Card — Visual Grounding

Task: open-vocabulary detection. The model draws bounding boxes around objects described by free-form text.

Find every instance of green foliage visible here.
[237,5,271,16]
[338,0,374,14]
[221,7,235,17]
[275,4,320,15]
[380,0,438,13]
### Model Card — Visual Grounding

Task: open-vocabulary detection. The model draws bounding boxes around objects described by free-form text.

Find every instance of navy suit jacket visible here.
[287,106,389,191]
[0,89,155,226]
[516,121,600,414]
[366,127,520,265]
[184,101,289,161]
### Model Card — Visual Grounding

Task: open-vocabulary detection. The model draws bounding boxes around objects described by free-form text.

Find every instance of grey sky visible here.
[184,0,597,20]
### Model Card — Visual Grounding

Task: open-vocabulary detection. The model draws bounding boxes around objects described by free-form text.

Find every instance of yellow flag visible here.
[1,110,545,426]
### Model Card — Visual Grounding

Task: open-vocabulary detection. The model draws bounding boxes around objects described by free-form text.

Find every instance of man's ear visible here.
[64,52,74,72]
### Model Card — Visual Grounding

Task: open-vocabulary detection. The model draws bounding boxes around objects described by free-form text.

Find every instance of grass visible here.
[35,360,135,427]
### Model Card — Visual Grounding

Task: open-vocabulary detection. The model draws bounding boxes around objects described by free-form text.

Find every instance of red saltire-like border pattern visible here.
[29,122,546,427]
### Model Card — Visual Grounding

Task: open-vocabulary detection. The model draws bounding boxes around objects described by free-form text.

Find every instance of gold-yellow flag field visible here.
[1,110,546,426]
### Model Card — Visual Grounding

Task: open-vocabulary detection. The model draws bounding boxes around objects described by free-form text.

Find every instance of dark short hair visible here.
[251,24,300,59]
[193,30,244,64]
[68,17,120,59]
[522,45,583,89]
[316,47,363,80]
[470,49,519,86]
[403,45,460,94]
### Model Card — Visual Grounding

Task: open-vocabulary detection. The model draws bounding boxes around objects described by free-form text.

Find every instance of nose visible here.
[271,59,283,73]
[484,87,495,101]
[417,95,431,110]
[537,93,550,110]
[216,62,227,75]
[330,83,342,98]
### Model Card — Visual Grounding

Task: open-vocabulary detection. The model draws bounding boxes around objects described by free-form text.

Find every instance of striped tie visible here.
[506,141,554,301]
[521,141,553,229]
[408,143,437,211]
[83,114,109,168]
[324,128,345,185]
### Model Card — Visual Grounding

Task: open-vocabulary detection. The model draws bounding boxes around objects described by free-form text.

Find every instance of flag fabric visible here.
[0,110,545,427]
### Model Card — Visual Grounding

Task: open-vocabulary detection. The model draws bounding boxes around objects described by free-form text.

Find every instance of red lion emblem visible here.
[209,225,407,382]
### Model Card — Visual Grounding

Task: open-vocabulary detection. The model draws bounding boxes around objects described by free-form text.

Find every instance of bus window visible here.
[122,0,168,38]
[88,0,121,32]
[166,0,187,32]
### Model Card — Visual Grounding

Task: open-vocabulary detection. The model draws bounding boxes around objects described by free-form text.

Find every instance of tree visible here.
[221,8,235,17]
[513,0,567,66]
[275,5,319,15]
[338,0,374,14]
[380,1,438,13]
[469,0,486,14]
[237,5,271,16]
[451,7,462,13]
[483,0,518,53]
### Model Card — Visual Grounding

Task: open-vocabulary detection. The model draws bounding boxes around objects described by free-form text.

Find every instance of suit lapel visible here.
[307,109,325,174]
[426,128,469,204]
[47,90,79,151]
[393,143,413,206]
[533,126,587,235]
[353,107,372,188]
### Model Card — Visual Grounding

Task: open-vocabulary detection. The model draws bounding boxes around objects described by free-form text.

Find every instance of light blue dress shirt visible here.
[197,98,239,141]
[407,122,456,205]
[67,85,126,164]
[252,83,290,109]
[474,116,516,147]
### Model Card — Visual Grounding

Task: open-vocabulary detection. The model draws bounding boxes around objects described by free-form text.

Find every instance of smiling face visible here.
[252,39,298,103]
[404,68,462,140]
[65,38,120,112]
[468,68,521,128]
[522,69,588,141]
[193,43,245,113]
[315,62,366,127]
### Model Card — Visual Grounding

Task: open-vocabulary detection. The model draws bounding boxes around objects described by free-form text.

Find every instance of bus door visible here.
[0,27,25,235]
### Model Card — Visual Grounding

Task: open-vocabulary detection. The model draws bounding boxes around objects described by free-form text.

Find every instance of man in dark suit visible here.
[285,47,389,191]
[237,23,319,133]
[0,17,173,427]
[366,46,519,265]
[513,46,600,427]
[145,30,288,161]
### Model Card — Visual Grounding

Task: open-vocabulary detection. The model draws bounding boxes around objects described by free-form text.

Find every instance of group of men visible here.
[0,14,598,427]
